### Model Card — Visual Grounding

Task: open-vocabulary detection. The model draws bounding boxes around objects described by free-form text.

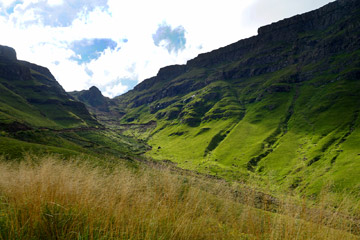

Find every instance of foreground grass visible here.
[0,155,358,239]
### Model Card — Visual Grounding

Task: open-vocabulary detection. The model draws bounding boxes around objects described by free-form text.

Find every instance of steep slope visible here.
[112,0,360,194]
[0,47,147,159]
[0,46,98,129]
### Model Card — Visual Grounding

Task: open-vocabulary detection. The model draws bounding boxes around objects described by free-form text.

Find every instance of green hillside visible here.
[0,46,147,160]
[106,0,360,195]
[0,50,98,129]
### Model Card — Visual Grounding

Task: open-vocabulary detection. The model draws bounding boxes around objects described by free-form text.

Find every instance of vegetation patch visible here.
[204,131,228,156]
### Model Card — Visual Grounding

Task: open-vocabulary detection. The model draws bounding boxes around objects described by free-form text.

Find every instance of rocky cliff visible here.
[0,45,17,61]
[188,0,360,68]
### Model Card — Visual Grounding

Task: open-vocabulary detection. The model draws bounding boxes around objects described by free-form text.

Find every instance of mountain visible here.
[69,86,110,112]
[103,0,360,194]
[68,86,125,127]
[0,46,147,159]
[0,45,98,130]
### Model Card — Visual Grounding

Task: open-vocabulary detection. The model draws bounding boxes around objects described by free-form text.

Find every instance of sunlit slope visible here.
[142,55,360,194]
[113,0,360,193]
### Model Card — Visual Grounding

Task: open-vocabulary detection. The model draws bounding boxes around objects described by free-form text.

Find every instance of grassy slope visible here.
[0,128,148,162]
[0,81,57,127]
[116,47,360,196]
[0,58,149,161]
[0,60,97,129]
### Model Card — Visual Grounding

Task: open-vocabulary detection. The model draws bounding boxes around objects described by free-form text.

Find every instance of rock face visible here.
[0,45,17,61]
[134,65,187,92]
[187,0,360,69]
[258,0,359,36]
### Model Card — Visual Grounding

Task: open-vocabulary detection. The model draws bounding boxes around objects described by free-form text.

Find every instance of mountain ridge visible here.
[99,0,360,195]
[188,0,359,68]
[115,0,359,110]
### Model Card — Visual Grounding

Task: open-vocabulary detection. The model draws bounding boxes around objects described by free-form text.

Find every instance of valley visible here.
[0,1,359,238]
[75,0,360,196]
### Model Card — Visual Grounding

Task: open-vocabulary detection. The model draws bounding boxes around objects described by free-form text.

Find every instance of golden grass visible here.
[0,155,358,239]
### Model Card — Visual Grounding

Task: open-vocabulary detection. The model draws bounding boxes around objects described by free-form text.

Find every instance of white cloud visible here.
[50,59,90,91]
[0,0,334,98]
[47,0,63,6]
[105,82,128,97]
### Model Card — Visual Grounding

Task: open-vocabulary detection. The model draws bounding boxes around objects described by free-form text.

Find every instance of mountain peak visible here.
[69,86,109,112]
[89,86,100,91]
[89,86,102,94]
[0,45,17,61]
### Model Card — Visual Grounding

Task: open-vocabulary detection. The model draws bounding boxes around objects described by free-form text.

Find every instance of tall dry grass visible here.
[0,155,358,239]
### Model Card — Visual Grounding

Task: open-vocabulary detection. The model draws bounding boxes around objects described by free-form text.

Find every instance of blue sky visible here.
[0,0,334,97]
[152,23,186,54]
[70,38,118,63]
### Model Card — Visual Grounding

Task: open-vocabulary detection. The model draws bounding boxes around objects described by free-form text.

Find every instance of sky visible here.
[0,0,334,98]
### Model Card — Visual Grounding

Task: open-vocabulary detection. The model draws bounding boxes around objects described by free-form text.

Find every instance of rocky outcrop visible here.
[133,65,186,92]
[0,45,17,61]
[0,49,65,95]
[0,61,32,82]
[157,65,187,80]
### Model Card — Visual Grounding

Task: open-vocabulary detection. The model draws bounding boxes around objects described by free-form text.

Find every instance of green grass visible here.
[0,137,81,159]
[0,83,58,127]
[148,119,236,171]
[0,127,149,164]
